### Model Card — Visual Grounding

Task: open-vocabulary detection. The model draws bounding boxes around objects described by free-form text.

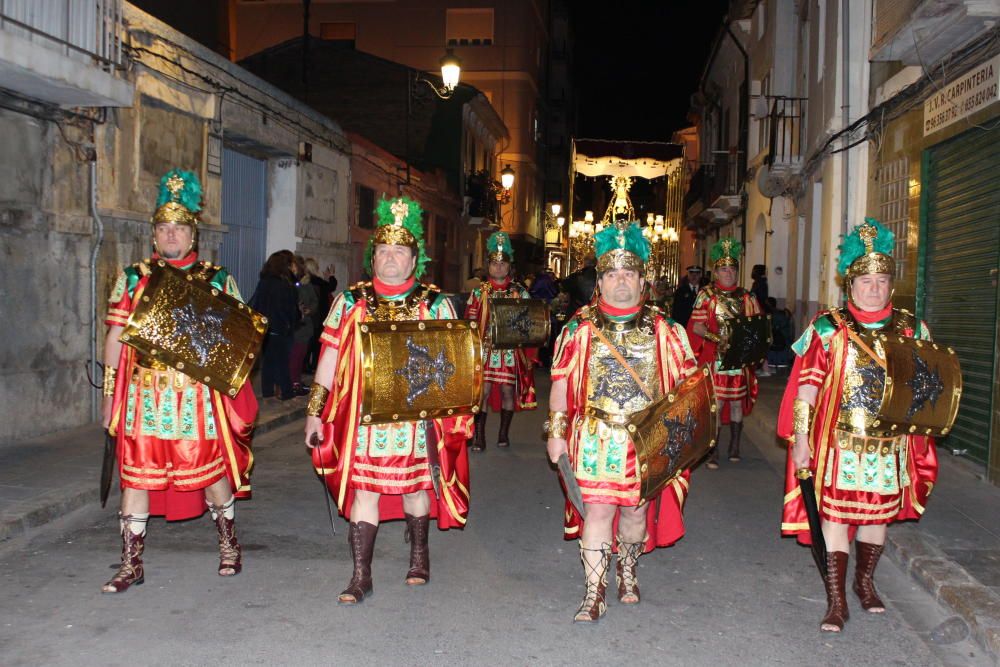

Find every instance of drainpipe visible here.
[724,21,750,283]
[841,0,850,239]
[88,156,103,423]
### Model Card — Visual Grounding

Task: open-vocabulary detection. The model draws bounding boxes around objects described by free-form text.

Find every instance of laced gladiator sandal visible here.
[821,551,850,632]
[208,502,242,577]
[706,427,721,470]
[404,513,430,585]
[574,543,610,623]
[471,413,487,452]
[728,422,743,462]
[102,515,145,594]
[616,537,644,604]
[339,521,378,604]
[497,409,514,448]
[853,541,886,613]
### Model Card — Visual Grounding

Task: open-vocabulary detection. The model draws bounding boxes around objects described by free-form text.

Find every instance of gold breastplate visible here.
[586,308,661,417]
[836,309,916,437]
[708,286,746,339]
[355,283,429,322]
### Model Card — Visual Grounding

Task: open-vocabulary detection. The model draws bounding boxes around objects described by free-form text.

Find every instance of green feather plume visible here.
[364,196,431,280]
[156,169,202,213]
[487,231,513,258]
[836,217,895,276]
[594,222,650,263]
[710,237,742,264]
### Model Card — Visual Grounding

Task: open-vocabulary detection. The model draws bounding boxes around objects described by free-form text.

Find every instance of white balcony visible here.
[871,0,1000,65]
[0,0,133,107]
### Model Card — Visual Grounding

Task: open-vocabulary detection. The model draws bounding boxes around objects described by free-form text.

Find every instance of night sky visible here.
[570,1,730,140]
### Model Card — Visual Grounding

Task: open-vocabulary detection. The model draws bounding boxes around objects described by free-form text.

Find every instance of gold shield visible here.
[874,334,963,437]
[358,319,483,424]
[718,313,772,371]
[488,298,551,349]
[628,366,719,503]
[120,261,267,397]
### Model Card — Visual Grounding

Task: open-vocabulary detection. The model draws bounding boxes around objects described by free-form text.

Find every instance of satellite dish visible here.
[756,165,786,198]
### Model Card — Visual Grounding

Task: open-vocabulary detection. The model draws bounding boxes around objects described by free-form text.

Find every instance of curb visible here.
[886,525,1000,663]
[0,403,304,546]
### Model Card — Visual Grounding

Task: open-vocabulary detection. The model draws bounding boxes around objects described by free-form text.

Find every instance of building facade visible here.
[0,3,351,442]
[228,0,569,272]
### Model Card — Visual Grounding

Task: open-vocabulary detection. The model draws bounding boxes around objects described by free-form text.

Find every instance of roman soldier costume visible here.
[548,221,697,622]
[308,196,472,604]
[103,169,257,592]
[465,231,537,450]
[686,237,762,466]
[778,218,939,631]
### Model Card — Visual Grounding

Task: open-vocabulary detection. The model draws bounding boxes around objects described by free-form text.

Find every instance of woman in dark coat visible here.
[251,250,300,400]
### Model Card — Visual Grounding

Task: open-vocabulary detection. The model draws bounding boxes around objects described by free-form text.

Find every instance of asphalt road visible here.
[0,376,990,666]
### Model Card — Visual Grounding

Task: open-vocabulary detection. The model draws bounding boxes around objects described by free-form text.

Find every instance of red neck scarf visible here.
[489,277,512,290]
[373,276,415,297]
[153,251,197,269]
[598,299,641,317]
[714,281,738,292]
[847,301,892,324]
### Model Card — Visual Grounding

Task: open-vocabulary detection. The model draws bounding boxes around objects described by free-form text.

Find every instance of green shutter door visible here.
[921,124,1000,465]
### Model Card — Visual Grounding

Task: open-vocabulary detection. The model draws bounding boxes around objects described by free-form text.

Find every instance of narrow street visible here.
[0,375,988,666]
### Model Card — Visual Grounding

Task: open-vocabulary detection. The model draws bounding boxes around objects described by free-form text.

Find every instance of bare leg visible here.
[615,504,649,604]
[576,503,614,622]
[351,489,381,525]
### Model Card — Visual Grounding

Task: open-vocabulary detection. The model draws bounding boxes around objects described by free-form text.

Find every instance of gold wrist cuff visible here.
[543,410,569,440]
[703,331,722,344]
[792,398,813,435]
[102,365,117,397]
[306,383,331,417]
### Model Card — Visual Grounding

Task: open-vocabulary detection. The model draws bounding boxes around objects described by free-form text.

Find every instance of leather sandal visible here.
[102,516,145,594]
[821,551,850,632]
[574,543,610,623]
[404,513,430,585]
[339,521,378,604]
[853,540,886,612]
[616,538,643,604]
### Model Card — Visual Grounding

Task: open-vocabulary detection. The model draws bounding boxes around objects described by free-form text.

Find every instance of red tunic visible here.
[312,282,472,528]
[686,283,761,421]
[777,307,938,544]
[106,253,256,520]
[464,278,538,411]
[551,303,698,553]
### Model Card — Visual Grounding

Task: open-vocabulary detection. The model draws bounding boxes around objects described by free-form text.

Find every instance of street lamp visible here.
[413,49,463,99]
[500,164,515,190]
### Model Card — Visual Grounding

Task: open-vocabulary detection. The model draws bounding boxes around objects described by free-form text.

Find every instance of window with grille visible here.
[877,156,909,279]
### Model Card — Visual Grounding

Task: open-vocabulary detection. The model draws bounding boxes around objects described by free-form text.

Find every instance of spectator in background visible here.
[751,264,774,377]
[251,250,299,400]
[529,268,559,302]
[671,265,702,329]
[304,258,332,373]
[561,255,597,317]
[751,264,769,309]
[289,255,319,396]
[766,296,794,371]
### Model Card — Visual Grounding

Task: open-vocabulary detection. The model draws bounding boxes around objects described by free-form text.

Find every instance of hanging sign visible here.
[924,54,1000,137]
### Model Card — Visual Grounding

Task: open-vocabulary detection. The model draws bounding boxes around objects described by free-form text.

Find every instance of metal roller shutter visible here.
[921,125,1000,465]
[219,149,268,300]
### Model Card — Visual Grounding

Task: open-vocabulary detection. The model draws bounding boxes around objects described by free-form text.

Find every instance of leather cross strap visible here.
[829,309,888,371]
[590,324,654,401]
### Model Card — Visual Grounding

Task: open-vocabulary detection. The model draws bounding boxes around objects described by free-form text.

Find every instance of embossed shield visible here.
[874,335,962,437]
[628,367,718,503]
[718,313,772,371]
[488,298,551,349]
[120,261,267,396]
[358,319,483,424]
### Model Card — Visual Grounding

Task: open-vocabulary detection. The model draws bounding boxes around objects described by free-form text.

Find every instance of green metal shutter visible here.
[920,124,1000,465]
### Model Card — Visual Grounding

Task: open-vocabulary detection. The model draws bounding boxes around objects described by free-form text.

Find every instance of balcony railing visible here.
[464,170,499,223]
[763,96,806,169]
[684,150,744,223]
[0,0,124,69]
